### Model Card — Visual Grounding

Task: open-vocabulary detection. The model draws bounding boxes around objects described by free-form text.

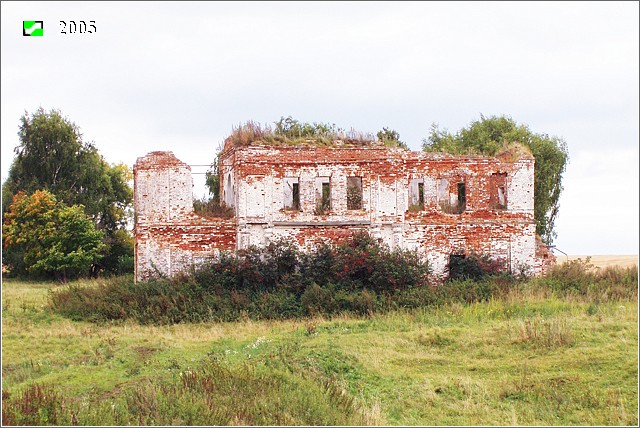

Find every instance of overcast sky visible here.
[1,1,638,255]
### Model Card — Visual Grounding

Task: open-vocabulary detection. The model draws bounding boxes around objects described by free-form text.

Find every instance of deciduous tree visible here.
[2,108,133,274]
[3,190,106,281]
[422,115,569,243]
[3,108,132,230]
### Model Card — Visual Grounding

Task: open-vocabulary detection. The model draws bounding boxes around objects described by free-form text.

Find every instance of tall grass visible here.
[224,118,387,148]
[2,361,375,426]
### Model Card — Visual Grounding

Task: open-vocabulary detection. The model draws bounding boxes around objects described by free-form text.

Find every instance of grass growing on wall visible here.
[223,117,408,149]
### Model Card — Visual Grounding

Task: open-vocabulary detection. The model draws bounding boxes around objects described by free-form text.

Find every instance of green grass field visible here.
[2,277,638,425]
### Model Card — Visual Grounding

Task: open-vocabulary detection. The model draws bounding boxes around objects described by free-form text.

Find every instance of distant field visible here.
[564,255,638,269]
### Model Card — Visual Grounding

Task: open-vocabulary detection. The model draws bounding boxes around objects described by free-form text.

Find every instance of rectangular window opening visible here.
[347,177,363,210]
[292,182,300,210]
[315,177,331,214]
[284,177,300,211]
[322,183,330,210]
[457,182,466,213]
[409,179,425,212]
[437,177,456,213]
[490,173,507,210]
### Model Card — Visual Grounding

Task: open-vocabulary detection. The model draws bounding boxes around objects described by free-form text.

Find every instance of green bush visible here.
[49,233,431,324]
[394,285,440,309]
[301,283,335,316]
[435,278,495,304]
[545,257,597,292]
[447,253,505,281]
[538,258,638,300]
[49,235,637,325]
[335,289,378,315]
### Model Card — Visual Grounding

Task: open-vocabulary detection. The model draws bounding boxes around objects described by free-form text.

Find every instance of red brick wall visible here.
[135,145,549,282]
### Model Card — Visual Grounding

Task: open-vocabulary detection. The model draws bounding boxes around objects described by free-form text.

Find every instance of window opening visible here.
[457,182,466,213]
[322,183,331,210]
[347,177,363,210]
[283,177,300,211]
[409,179,425,211]
[315,177,331,214]
[489,172,507,210]
[292,183,300,210]
[437,178,465,214]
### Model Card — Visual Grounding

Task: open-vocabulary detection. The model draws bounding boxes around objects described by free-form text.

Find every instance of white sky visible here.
[1,1,638,255]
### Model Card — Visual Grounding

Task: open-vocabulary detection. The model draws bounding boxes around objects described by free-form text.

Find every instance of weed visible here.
[407,202,424,212]
[49,233,430,324]
[447,254,506,281]
[415,329,454,347]
[224,117,388,149]
[511,316,575,349]
[1,384,67,426]
[192,196,234,218]
[305,320,319,336]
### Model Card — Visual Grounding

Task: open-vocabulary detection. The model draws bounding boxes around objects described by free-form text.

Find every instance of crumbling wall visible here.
[216,145,545,279]
[135,145,550,282]
[134,152,236,281]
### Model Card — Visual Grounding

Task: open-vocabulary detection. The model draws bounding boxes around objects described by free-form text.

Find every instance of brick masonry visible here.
[134,145,554,282]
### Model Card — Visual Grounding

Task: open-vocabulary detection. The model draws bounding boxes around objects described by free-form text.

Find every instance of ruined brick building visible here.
[134,140,554,282]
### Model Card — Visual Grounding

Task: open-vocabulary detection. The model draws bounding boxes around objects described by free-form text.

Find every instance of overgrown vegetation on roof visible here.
[495,141,533,162]
[225,116,408,149]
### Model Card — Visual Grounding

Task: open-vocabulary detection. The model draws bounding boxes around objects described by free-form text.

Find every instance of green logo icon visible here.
[23,21,43,36]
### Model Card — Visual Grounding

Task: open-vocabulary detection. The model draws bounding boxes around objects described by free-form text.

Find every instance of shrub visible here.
[116,254,134,275]
[531,259,638,301]
[226,117,380,148]
[335,289,378,315]
[545,257,597,292]
[193,197,234,218]
[299,243,336,286]
[301,283,336,316]
[447,253,505,281]
[50,233,432,324]
[436,278,495,304]
[395,285,440,309]
[330,232,430,294]
[251,289,301,319]
[49,234,636,325]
